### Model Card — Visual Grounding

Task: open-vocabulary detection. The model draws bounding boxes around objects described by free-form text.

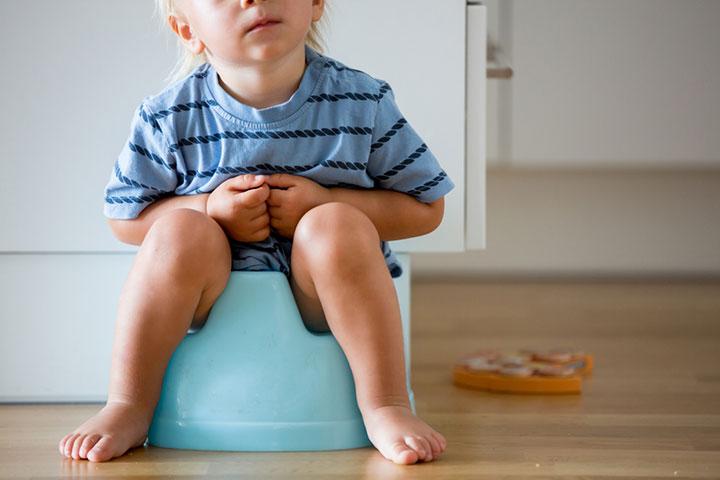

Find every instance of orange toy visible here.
[452,348,593,394]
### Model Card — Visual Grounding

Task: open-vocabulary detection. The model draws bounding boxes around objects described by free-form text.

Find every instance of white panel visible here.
[466,4,487,250]
[0,1,176,253]
[0,255,130,402]
[0,254,413,402]
[506,0,720,167]
[0,0,467,253]
[324,0,466,253]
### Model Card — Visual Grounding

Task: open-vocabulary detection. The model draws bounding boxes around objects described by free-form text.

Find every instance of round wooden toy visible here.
[452,348,594,394]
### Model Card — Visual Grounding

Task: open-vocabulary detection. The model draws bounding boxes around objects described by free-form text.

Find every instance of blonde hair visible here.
[155,0,330,85]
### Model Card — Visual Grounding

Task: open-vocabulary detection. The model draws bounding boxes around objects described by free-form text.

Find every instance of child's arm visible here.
[360,81,455,239]
[327,187,444,242]
[108,193,210,246]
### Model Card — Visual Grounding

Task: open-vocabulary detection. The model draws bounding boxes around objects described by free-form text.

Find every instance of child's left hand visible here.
[264,173,333,239]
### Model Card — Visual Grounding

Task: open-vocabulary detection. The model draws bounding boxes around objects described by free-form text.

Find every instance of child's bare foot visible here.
[58,401,150,462]
[362,405,447,465]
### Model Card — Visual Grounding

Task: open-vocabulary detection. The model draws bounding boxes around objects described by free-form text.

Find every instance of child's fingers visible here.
[263,173,296,188]
[266,187,286,207]
[247,211,270,230]
[226,174,267,191]
[244,201,268,219]
[238,183,270,207]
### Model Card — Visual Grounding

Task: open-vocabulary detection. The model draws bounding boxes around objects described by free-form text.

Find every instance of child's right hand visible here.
[206,174,271,242]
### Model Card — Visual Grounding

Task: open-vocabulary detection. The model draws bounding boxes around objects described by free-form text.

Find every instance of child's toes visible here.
[86,436,114,462]
[71,434,89,459]
[428,434,443,458]
[417,435,434,461]
[59,434,74,455]
[419,436,435,461]
[404,435,431,462]
[437,433,447,450]
[79,434,102,458]
[63,433,81,457]
[388,440,420,465]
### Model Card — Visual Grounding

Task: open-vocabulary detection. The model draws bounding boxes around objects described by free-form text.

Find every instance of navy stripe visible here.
[113,162,168,193]
[152,99,220,120]
[104,190,173,206]
[377,82,393,101]
[308,90,383,103]
[187,162,315,183]
[374,143,428,181]
[407,171,449,197]
[369,118,407,154]
[128,142,176,170]
[138,108,162,133]
[169,126,372,153]
[320,159,366,171]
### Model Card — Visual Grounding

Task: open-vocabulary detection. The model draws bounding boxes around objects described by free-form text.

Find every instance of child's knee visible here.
[144,209,231,268]
[294,203,378,254]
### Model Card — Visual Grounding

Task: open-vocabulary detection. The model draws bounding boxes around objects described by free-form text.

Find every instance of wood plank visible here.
[1,280,719,478]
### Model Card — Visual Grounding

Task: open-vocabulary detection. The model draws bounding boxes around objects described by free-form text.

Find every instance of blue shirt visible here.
[103,44,455,278]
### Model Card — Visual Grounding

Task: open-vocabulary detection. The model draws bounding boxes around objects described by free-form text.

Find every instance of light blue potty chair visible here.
[147,255,414,452]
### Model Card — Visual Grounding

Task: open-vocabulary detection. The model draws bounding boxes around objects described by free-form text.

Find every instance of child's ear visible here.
[168,15,206,55]
[312,0,324,22]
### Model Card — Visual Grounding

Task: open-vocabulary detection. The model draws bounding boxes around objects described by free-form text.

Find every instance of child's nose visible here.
[240,0,267,9]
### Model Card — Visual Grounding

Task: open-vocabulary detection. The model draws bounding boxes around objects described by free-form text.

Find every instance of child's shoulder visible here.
[138,63,213,115]
[318,51,391,95]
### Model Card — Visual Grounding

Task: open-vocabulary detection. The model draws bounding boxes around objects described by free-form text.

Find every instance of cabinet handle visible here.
[469,1,513,79]
[487,39,513,79]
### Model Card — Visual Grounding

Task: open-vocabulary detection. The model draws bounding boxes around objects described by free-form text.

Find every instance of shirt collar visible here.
[204,44,325,127]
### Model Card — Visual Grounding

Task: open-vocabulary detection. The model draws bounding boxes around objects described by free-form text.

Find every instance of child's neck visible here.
[212,44,307,110]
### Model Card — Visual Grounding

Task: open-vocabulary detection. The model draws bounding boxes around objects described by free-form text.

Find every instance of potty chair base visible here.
[147,271,415,452]
[149,415,370,452]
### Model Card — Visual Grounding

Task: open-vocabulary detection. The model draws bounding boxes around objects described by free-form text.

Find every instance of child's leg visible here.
[288,202,447,465]
[58,209,232,462]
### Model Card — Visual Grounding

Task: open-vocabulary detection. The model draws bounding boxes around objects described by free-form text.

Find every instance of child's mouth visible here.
[249,21,280,33]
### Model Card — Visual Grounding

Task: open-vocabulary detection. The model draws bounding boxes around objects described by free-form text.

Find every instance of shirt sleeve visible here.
[103,102,179,220]
[366,81,455,204]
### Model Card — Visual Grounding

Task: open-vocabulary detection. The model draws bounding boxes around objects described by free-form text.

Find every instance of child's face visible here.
[172,0,324,66]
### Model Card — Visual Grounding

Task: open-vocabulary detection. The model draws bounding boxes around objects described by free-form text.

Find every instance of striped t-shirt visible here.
[103,44,455,278]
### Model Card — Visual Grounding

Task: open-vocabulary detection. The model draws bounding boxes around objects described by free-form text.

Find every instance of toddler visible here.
[59,0,454,465]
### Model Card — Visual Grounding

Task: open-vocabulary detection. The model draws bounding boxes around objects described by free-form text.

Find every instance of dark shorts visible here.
[229,232,293,278]
[227,231,402,279]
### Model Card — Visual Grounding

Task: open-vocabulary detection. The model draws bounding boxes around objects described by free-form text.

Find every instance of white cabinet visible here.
[486,0,720,168]
[0,0,481,401]
[0,0,472,253]
[324,0,469,253]
[466,3,488,250]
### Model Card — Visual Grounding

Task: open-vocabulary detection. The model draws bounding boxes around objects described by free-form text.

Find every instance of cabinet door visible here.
[488,0,720,168]
[324,0,467,252]
[0,0,468,253]
[466,3,487,249]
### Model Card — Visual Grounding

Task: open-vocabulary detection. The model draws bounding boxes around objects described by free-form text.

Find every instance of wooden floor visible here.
[2,280,720,478]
